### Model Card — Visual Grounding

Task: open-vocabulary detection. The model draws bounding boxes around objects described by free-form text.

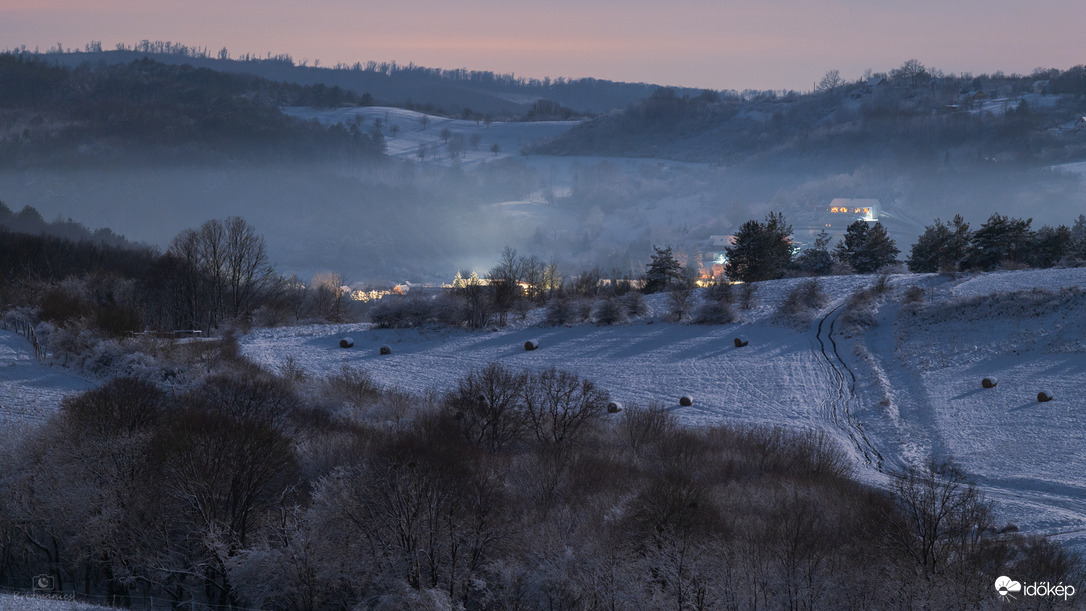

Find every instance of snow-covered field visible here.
[0,333,93,429]
[242,268,1086,552]
[0,592,110,611]
[283,105,578,169]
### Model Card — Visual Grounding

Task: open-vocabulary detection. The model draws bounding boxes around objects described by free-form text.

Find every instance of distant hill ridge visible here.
[31,45,709,116]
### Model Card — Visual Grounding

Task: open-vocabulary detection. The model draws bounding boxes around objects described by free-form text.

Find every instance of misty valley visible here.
[1,47,1086,610]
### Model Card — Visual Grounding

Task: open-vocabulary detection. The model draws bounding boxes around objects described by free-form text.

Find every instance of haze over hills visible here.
[2,48,1086,285]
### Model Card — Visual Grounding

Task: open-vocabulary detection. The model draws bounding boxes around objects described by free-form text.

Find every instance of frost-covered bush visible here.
[777,279,829,326]
[903,285,925,304]
[703,279,734,303]
[321,365,381,408]
[693,298,737,325]
[369,295,451,328]
[593,297,627,325]
[619,401,675,450]
[667,287,695,322]
[545,297,586,326]
[622,291,647,317]
[739,282,758,310]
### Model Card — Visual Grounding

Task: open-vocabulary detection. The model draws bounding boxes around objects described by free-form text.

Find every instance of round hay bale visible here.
[679,395,693,407]
[1037,390,1054,403]
[339,337,354,349]
[733,335,749,348]
[981,376,998,389]
[379,345,392,355]
[524,339,540,351]
[606,401,623,414]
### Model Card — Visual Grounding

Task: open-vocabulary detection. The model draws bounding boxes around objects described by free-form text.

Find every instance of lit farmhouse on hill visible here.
[701,199,882,277]
[794,198,881,248]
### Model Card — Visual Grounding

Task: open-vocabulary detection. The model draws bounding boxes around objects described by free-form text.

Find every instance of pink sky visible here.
[2,0,1083,90]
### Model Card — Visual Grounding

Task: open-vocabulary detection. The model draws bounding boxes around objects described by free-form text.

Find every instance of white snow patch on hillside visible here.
[0,592,110,610]
[283,106,578,169]
[0,332,92,428]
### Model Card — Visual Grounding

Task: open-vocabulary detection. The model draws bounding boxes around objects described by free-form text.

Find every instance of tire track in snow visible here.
[814,304,885,470]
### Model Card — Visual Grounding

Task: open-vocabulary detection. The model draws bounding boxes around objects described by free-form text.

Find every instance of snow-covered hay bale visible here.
[981,376,998,389]
[607,401,623,414]
[733,335,749,348]
[339,337,354,349]
[1037,390,1054,402]
[524,339,540,351]
[679,395,693,407]
[379,345,392,355]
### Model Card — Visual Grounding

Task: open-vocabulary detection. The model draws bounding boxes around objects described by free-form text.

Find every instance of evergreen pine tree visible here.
[643,246,683,293]
[963,214,1033,271]
[907,215,971,273]
[1031,225,1072,268]
[1070,214,1086,260]
[793,230,833,275]
[724,212,793,282]
[835,221,899,273]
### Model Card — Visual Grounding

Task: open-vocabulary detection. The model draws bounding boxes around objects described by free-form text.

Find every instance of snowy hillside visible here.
[241,268,1086,552]
[0,333,93,429]
[283,106,578,169]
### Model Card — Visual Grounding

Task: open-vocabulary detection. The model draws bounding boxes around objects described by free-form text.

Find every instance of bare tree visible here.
[488,246,524,327]
[886,458,993,579]
[447,133,465,162]
[521,368,608,446]
[816,69,844,94]
[446,363,528,453]
[223,217,277,322]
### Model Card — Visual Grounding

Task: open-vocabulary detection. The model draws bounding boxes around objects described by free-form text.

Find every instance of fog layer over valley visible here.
[3,53,1086,284]
[5,49,1086,609]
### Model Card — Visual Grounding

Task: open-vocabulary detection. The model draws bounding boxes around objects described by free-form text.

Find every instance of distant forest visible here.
[14,40,706,117]
[535,61,1086,166]
[0,53,385,167]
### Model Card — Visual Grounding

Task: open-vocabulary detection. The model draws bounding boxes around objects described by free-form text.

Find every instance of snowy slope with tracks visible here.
[242,268,1086,552]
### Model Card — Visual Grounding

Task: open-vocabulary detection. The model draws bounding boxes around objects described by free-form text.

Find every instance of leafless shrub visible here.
[739,282,758,310]
[777,277,825,325]
[667,286,695,322]
[594,297,627,325]
[703,279,734,303]
[323,365,381,407]
[545,297,585,326]
[903,285,925,304]
[622,291,647,317]
[693,298,737,325]
[619,401,675,450]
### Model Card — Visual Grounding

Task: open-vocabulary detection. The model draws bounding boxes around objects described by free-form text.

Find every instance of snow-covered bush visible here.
[593,297,627,325]
[693,298,737,325]
[622,291,647,317]
[777,279,828,325]
[545,297,586,326]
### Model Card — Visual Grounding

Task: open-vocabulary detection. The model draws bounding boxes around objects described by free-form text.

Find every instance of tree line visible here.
[0,210,357,338]
[0,53,385,167]
[536,59,1086,165]
[720,211,1086,283]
